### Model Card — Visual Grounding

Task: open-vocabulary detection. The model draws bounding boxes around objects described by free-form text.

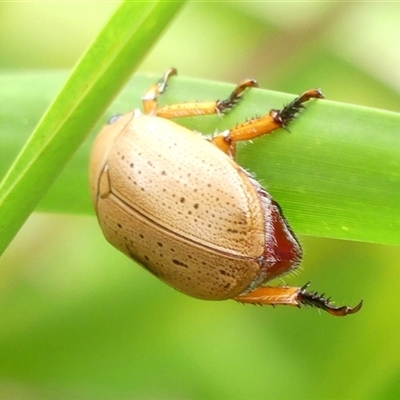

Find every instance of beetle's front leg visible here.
[142,68,177,115]
[234,283,362,317]
[156,79,258,119]
[211,89,324,158]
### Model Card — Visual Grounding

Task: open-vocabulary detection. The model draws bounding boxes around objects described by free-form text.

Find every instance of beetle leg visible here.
[212,89,324,158]
[155,79,258,119]
[234,283,362,317]
[142,68,178,115]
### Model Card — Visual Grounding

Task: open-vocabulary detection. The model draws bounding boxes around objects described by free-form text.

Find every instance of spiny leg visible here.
[156,78,258,119]
[212,89,324,158]
[234,283,363,317]
[142,67,177,115]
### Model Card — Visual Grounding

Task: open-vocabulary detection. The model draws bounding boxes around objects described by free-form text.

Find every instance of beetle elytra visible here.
[90,68,362,317]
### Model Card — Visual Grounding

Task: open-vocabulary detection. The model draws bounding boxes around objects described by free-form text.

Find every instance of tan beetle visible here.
[90,68,362,317]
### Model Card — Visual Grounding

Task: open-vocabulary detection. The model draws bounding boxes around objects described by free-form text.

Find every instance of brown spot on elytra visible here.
[172,259,189,268]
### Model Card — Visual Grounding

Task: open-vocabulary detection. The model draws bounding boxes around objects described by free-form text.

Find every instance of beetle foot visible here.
[272,88,324,127]
[217,79,258,114]
[157,67,178,94]
[298,282,363,317]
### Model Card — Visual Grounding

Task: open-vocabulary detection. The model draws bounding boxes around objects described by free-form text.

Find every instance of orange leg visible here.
[143,69,323,158]
[212,89,324,157]
[142,68,258,118]
[156,78,258,119]
[234,283,363,317]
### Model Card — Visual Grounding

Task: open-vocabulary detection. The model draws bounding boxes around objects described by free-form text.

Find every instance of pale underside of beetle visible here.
[90,68,362,317]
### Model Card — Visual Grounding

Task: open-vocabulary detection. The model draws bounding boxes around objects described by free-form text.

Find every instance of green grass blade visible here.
[0,1,186,256]
[1,71,399,247]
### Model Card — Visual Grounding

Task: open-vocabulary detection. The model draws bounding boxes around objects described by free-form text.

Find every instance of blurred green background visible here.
[1,2,400,399]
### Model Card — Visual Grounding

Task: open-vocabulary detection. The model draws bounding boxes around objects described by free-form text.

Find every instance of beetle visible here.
[89,68,362,317]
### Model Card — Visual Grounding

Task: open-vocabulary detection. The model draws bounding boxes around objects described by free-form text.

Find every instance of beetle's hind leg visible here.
[155,78,258,119]
[142,68,178,115]
[234,283,362,317]
[212,89,324,158]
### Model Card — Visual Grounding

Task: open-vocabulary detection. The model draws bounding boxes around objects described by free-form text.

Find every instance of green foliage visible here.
[2,72,399,248]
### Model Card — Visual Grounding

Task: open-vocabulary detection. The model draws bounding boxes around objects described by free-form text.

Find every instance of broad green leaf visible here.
[1,71,399,247]
[0,1,186,256]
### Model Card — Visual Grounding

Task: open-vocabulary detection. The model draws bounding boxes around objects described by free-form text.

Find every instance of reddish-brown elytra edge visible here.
[90,68,362,317]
